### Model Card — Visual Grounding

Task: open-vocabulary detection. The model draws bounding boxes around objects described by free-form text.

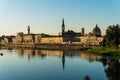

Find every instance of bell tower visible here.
[28,26,30,35]
[62,18,65,36]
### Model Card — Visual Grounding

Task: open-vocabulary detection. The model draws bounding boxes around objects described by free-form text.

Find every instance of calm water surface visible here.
[0,49,119,80]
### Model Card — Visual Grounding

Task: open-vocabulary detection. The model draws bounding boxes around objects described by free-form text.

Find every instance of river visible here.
[0,48,119,80]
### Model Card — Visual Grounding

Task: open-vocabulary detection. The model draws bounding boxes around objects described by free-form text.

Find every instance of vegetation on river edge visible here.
[101,24,120,50]
[89,24,120,58]
[87,47,120,57]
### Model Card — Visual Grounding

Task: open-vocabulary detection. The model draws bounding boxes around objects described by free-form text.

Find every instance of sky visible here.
[0,0,120,36]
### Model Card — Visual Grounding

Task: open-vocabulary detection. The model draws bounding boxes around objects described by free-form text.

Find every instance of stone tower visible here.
[28,26,30,35]
[62,18,65,36]
[81,28,85,36]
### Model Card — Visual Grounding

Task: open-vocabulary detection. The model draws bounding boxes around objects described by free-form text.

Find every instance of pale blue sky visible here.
[0,0,120,35]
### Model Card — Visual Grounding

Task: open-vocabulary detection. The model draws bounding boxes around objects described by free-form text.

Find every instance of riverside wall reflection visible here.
[1,48,120,80]
[13,49,102,61]
[12,49,120,80]
[12,49,102,70]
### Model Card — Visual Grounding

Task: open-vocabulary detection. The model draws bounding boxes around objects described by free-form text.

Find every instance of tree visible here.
[103,24,120,50]
[105,58,120,80]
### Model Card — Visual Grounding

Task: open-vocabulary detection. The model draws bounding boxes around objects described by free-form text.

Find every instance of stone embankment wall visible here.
[3,43,89,50]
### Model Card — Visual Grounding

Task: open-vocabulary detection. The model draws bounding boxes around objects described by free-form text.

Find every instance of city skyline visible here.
[0,0,120,36]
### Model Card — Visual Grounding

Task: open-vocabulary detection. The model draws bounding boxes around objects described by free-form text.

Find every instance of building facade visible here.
[0,20,103,46]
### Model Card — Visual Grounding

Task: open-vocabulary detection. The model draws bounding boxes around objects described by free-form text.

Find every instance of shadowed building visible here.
[61,19,81,43]
[62,19,81,37]
[92,24,101,37]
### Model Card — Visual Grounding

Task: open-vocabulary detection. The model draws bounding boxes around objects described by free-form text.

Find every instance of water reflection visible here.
[62,51,65,71]
[13,49,102,71]
[14,49,102,62]
[84,75,90,80]
[104,58,120,80]
[100,57,108,67]
[98,56,120,80]
[2,48,120,80]
[0,53,3,56]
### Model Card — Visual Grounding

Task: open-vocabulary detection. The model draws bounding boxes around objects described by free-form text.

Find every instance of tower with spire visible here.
[28,26,30,35]
[62,18,65,36]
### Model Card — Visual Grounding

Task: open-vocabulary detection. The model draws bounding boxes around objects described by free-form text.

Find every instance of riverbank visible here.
[87,47,120,58]
[1,44,120,58]
[1,43,90,50]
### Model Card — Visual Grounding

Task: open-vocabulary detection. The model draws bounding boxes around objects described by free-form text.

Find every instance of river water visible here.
[0,49,119,80]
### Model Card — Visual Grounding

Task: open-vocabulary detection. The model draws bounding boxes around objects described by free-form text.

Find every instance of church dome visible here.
[92,24,101,37]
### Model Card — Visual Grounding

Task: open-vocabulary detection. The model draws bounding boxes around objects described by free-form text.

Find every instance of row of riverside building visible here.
[0,19,103,46]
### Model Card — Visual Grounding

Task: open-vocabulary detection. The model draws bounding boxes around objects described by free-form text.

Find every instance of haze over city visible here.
[0,0,120,35]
